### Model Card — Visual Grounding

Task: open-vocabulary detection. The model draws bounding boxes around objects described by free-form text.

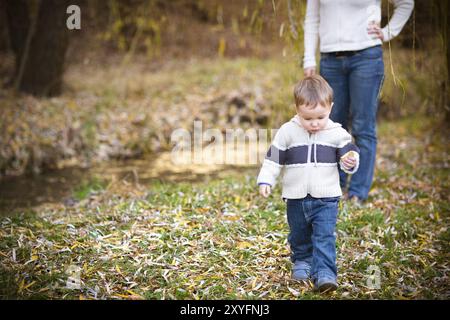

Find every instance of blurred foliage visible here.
[100,0,164,57]
[86,0,289,59]
[0,0,448,176]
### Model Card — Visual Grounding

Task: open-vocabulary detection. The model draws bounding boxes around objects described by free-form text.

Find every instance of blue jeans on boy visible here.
[320,45,385,200]
[286,195,340,283]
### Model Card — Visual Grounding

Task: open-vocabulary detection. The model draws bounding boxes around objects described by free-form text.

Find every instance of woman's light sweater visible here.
[257,115,360,199]
[303,0,414,68]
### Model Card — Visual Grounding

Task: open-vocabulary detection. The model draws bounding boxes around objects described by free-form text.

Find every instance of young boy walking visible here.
[257,75,360,292]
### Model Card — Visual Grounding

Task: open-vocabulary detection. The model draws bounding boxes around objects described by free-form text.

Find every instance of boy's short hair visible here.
[294,74,333,109]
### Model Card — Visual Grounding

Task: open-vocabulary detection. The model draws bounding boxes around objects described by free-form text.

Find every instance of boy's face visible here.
[297,103,332,133]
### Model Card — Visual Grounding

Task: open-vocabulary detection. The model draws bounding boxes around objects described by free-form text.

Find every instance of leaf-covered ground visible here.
[0,116,448,299]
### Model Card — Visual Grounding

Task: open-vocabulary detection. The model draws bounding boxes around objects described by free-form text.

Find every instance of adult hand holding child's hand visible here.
[259,184,271,198]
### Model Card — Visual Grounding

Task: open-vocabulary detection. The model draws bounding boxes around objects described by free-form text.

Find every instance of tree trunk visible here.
[445,1,450,122]
[5,0,71,97]
[436,0,449,122]
[20,0,71,96]
[4,0,30,79]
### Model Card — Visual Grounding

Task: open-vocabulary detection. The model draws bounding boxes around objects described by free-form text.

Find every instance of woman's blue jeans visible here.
[286,195,340,282]
[320,45,385,200]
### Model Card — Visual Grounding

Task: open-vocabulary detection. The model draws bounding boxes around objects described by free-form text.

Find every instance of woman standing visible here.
[303,0,414,203]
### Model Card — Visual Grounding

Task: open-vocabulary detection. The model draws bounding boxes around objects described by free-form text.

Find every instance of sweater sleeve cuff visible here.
[303,59,317,69]
[381,27,392,42]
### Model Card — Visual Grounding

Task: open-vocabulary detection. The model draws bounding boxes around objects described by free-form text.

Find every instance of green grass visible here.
[72,178,107,201]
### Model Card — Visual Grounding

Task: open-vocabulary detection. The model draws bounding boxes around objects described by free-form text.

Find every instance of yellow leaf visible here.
[224,215,240,221]
[237,241,252,249]
[116,265,122,275]
[115,293,143,300]
[18,278,25,292]
[218,38,226,57]
[127,289,143,298]
[23,281,36,290]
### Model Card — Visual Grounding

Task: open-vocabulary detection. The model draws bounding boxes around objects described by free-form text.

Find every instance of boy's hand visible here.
[259,184,271,198]
[341,151,357,170]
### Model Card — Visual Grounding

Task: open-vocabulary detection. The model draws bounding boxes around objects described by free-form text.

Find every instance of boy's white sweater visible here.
[257,116,360,199]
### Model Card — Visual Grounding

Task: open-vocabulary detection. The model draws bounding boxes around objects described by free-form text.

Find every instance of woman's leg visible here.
[320,54,351,190]
[347,46,385,200]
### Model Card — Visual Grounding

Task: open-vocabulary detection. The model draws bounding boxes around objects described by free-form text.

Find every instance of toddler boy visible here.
[257,75,360,292]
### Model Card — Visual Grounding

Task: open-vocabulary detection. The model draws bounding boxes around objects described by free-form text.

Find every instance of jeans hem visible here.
[348,190,368,201]
[313,271,337,281]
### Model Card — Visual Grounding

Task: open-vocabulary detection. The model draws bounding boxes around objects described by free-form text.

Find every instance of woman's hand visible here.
[259,184,271,198]
[367,21,384,41]
[304,67,316,77]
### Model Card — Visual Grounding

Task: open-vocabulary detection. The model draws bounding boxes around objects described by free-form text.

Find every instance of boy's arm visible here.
[337,130,360,175]
[257,127,288,188]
